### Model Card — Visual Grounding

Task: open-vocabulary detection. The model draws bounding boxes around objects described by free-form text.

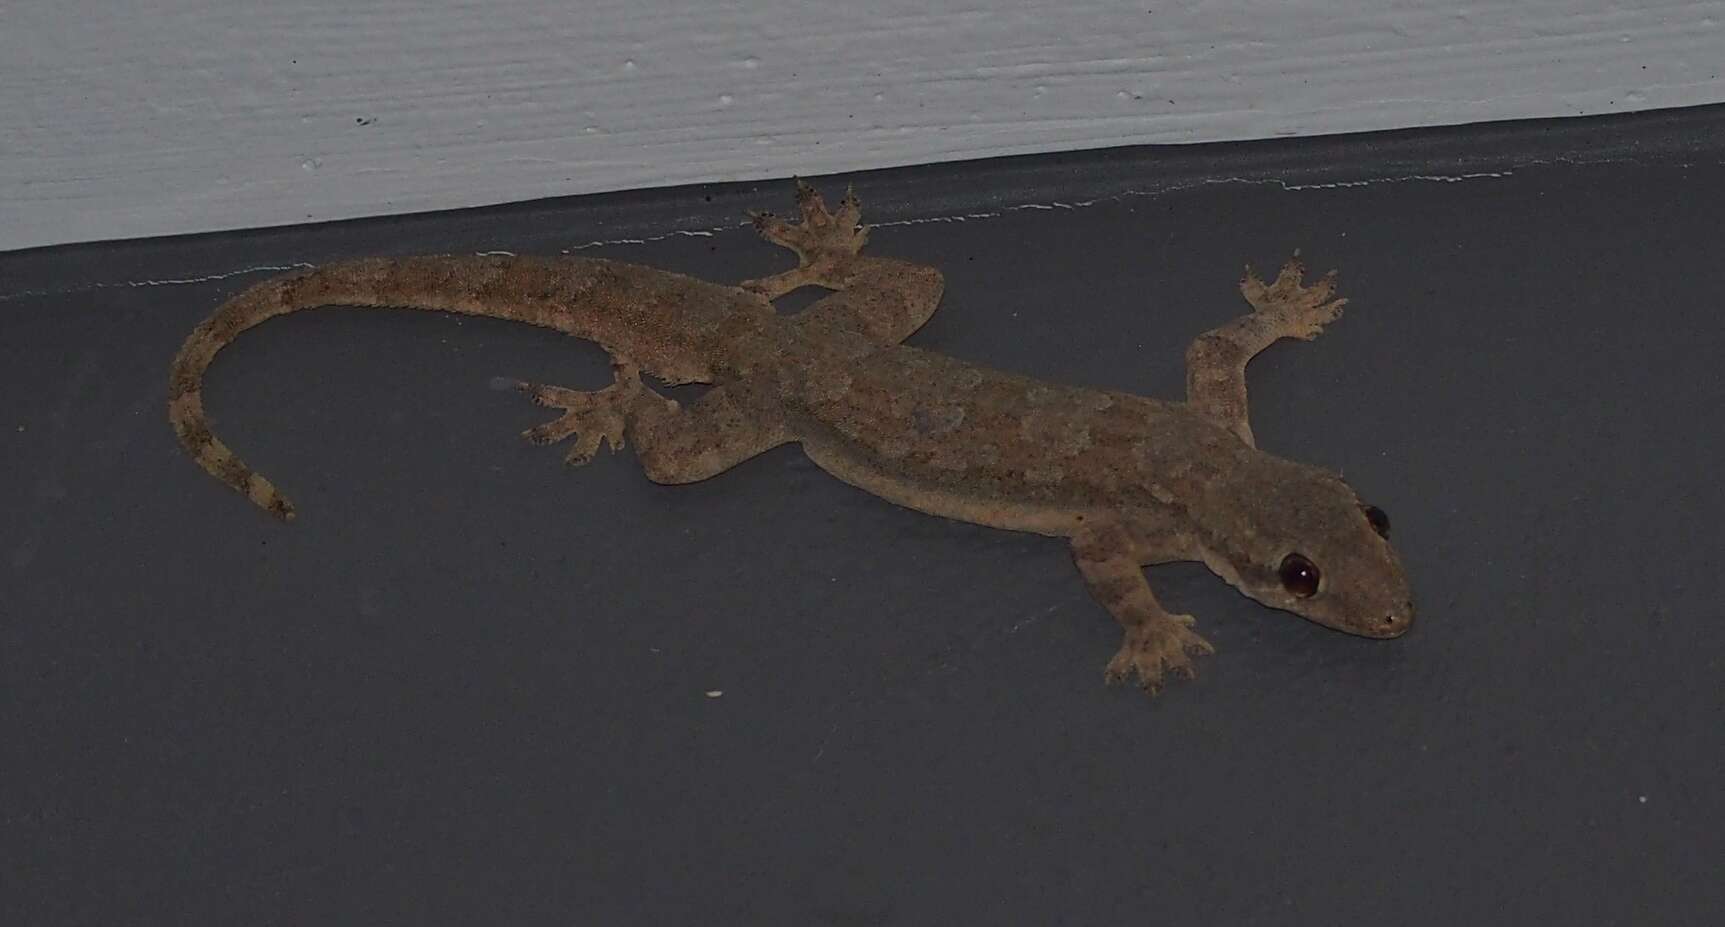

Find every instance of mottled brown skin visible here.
[169,181,1413,695]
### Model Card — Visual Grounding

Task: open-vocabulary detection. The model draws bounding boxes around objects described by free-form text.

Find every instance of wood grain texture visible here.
[5,0,1724,251]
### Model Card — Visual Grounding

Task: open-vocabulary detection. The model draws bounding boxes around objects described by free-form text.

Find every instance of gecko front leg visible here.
[1071,519,1214,694]
[516,362,789,482]
[1184,255,1348,446]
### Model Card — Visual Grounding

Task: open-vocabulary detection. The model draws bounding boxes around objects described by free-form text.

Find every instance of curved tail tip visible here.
[264,495,297,522]
[247,477,297,522]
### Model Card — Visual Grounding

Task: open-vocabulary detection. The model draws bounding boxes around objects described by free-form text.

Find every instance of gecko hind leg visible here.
[516,363,790,482]
[1184,254,1348,446]
[516,360,669,466]
[740,180,946,345]
[739,179,870,299]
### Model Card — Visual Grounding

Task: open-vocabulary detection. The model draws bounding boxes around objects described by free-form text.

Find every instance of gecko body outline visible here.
[169,181,1413,694]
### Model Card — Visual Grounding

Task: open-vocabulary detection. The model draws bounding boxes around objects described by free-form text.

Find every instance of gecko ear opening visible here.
[1363,504,1391,538]
[1278,553,1321,598]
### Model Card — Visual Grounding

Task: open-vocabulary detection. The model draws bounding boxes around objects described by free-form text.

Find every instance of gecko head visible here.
[1200,458,1413,638]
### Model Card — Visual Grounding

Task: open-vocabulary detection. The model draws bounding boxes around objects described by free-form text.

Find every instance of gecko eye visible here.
[1363,505,1390,538]
[1278,553,1321,598]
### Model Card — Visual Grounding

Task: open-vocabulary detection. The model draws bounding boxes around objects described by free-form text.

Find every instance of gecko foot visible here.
[1240,254,1347,341]
[740,180,870,298]
[1104,614,1216,695]
[514,362,673,466]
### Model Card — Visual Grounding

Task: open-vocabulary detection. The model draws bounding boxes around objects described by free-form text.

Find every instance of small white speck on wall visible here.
[705,690,724,699]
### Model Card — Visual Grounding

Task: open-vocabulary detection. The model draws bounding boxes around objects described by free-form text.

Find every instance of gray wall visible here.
[6,0,1723,251]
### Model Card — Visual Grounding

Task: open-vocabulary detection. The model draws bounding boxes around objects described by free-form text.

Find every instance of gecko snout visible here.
[1375,601,1415,638]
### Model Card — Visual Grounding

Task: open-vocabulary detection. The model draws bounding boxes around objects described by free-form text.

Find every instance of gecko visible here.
[168,181,1412,694]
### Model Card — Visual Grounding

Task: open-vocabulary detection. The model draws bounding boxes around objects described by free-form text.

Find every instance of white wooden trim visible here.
[5,1,1723,250]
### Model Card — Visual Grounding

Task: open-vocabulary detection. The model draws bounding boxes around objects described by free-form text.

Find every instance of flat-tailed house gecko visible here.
[168,181,1412,694]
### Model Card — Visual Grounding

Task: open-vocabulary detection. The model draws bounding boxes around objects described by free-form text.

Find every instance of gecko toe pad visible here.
[1103,616,1215,695]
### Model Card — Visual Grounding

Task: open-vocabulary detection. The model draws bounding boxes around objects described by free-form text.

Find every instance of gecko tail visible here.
[167,270,322,521]
[167,256,510,520]
[168,252,696,520]
[171,257,490,520]
[171,415,298,521]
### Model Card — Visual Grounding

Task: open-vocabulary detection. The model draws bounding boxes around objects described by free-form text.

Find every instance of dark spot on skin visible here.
[177,418,212,448]
[1278,553,1320,597]
[275,274,305,302]
[475,268,519,303]
[1363,504,1390,538]
[1094,575,1140,603]
[213,456,250,487]
[205,306,252,342]
[911,404,965,436]
[168,370,199,400]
